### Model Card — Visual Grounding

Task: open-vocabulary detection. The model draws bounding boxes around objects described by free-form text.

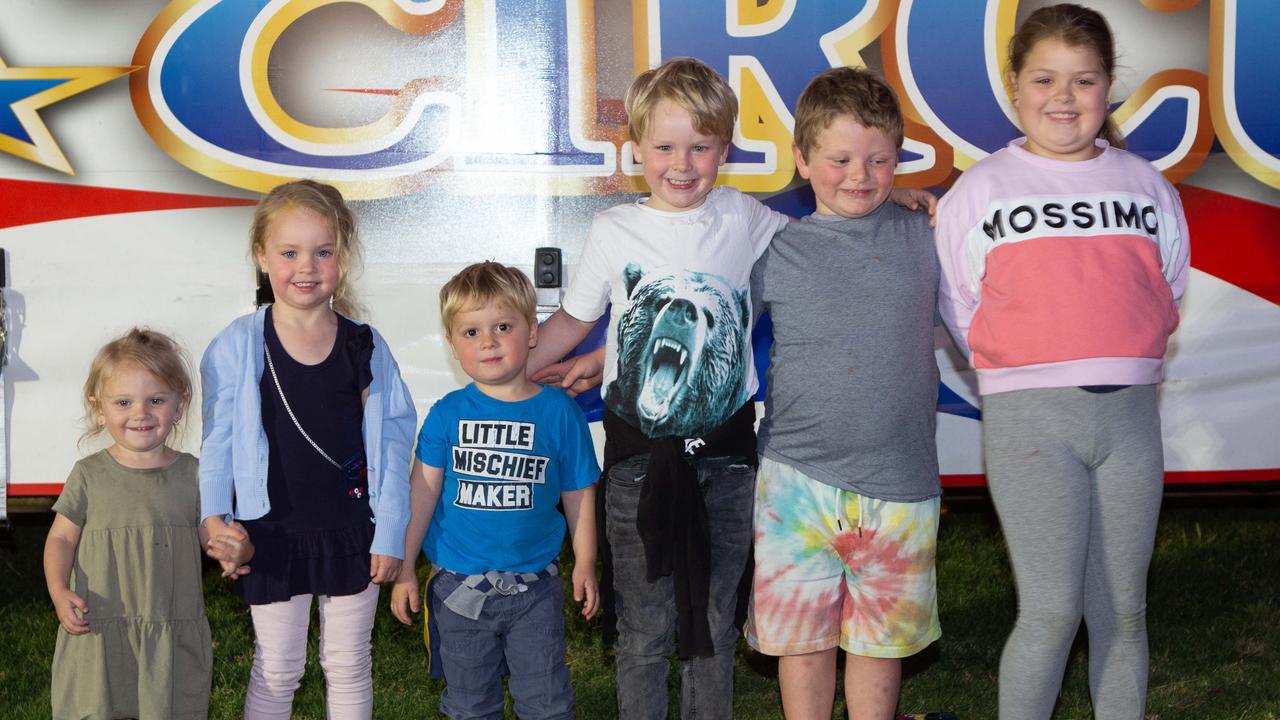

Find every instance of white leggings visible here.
[245,583,380,720]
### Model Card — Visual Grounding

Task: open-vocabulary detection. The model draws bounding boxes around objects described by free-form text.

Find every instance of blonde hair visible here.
[793,67,904,160]
[439,262,537,336]
[626,57,738,146]
[250,179,364,318]
[82,327,192,445]
[1007,3,1126,149]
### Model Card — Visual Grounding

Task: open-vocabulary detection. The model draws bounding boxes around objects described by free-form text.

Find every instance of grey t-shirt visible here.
[752,201,941,501]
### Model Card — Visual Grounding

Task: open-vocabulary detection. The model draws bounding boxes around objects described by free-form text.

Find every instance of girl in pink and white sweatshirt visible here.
[936,138,1189,395]
[934,5,1190,718]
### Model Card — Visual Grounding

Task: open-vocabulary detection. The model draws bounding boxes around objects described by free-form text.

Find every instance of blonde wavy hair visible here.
[250,179,364,318]
[81,327,192,446]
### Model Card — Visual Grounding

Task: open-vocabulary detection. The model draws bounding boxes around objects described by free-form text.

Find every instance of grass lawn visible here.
[2,493,1276,719]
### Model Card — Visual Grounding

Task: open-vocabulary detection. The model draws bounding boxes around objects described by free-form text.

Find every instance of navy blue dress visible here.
[237,307,375,604]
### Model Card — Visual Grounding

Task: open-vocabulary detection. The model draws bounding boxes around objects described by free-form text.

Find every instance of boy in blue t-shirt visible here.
[391,261,600,719]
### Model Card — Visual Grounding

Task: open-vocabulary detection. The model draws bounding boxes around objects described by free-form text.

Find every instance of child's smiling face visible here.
[1010,37,1110,162]
[256,207,341,316]
[795,115,898,219]
[633,100,729,213]
[94,361,183,463]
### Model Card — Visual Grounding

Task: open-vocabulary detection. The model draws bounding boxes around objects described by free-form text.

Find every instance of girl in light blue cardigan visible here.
[200,180,415,719]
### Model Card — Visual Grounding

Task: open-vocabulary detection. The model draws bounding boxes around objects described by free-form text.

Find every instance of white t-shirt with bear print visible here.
[562,186,788,439]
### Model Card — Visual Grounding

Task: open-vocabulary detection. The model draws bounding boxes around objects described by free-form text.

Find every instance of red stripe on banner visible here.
[9,483,66,497]
[1162,469,1280,484]
[0,179,257,229]
[1179,184,1280,307]
[326,78,455,96]
[12,470,1275,498]
[941,469,1279,488]
[941,474,988,487]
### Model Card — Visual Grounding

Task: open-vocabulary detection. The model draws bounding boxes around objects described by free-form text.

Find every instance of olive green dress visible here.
[50,451,212,720]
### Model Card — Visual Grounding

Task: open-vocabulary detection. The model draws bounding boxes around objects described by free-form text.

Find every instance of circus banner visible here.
[1,0,1277,498]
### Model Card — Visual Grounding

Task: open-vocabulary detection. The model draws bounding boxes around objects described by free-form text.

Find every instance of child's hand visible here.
[51,587,89,635]
[571,559,599,620]
[207,521,254,578]
[209,557,248,579]
[370,554,403,584]
[390,569,421,626]
[889,186,939,226]
[530,349,604,398]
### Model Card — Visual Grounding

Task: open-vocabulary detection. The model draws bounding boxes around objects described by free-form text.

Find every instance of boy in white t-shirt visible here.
[528,57,787,720]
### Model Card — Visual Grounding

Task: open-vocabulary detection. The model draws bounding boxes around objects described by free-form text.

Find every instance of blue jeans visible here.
[431,569,573,720]
[606,455,755,720]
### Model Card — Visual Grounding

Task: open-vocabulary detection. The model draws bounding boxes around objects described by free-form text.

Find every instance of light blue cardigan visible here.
[198,308,416,558]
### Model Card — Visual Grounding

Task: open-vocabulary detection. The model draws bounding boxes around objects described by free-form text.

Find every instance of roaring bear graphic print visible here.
[607,263,751,438]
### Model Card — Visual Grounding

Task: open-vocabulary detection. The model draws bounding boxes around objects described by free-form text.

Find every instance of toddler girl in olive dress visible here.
[43,328,250,719]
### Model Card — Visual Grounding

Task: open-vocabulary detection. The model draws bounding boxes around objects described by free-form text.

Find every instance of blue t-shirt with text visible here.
[416,384,600,574]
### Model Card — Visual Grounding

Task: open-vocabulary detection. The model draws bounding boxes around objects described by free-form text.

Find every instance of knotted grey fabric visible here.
[441,563,559,621]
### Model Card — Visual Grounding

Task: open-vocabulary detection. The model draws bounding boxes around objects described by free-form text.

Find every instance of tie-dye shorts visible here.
[746,457,942,658]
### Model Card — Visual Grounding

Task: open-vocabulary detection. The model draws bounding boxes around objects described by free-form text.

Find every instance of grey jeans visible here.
[606,455,755,720]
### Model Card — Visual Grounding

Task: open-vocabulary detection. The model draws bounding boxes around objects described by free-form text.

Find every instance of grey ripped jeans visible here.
[606,455,755,720]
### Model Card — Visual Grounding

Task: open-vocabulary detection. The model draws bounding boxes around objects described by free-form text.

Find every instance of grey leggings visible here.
[983,385,1164,719]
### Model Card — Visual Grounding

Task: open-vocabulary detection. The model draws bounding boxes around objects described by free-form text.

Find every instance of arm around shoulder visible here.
[530,345,605,396]
[528,308,596,377]
[738,189,791,255]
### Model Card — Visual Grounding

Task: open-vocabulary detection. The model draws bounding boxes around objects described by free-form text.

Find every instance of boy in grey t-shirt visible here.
[746,67,941,719]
